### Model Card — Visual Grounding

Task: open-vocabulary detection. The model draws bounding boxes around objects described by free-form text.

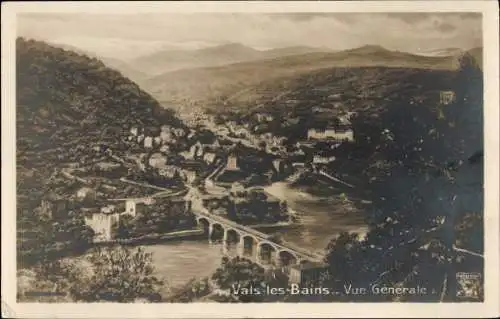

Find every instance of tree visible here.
[318,58,484,302]
[211,256,266,302]
[70,246,164,302]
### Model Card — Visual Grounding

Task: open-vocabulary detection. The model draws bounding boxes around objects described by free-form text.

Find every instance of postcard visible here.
[2,1,499,318]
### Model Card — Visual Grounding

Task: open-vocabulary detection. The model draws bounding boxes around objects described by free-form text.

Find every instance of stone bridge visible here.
[193,210,324,268]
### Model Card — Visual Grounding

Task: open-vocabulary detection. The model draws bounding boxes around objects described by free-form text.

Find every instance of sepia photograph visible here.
[2,1,499,318]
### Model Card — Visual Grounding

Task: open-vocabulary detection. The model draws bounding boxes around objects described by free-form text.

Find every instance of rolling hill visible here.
[143,45,460,108]
[16,37,184,210]
[132,43,331,75]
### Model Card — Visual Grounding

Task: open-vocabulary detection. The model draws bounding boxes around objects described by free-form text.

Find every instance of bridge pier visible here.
[255,244,262,264]
[237,236,245,256]
[194,213,322,265]
[208,223,214,239]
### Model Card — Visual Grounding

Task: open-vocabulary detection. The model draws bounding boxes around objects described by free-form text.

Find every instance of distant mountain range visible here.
[131,43,333,75]
[44,41,482,113]
[142,44,466,106]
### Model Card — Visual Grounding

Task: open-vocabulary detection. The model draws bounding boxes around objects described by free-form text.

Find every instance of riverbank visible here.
[94,228,205,246]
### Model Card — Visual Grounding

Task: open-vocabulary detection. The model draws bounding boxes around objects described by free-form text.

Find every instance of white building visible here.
[84,213,114,242]
[173,128,186,137]
[159,166,177,178]
[100,204,116,214]
[160,145,170,154]
[130,127,139,136]
[307,128,354,142]
[160,131,172,143]
[183,170,197,183]
[76,187,94,200]
[149,153,167,168]
[226,154,239,171]
[125,200,137,217]
[154,136,162,146]
[313,155,336,164]
[144,136,153,148]
[203,152,217,165]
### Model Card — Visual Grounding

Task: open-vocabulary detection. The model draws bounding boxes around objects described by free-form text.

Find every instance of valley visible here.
[15,37,484,303]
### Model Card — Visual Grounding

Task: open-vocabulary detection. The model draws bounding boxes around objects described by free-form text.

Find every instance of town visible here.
[45,89,457,286]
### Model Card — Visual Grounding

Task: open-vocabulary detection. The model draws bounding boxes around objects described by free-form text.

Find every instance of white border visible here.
[2,1,499,318]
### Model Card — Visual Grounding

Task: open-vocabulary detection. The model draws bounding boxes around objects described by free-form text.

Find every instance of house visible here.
[212,139,221,148]
[327,93,342,101]
[84,213,114,242]
[100,204,116,214]
[172,128,186,137]
[159,166,178,178]
[270,136,286,147]
[142,197,156,206]
[144,136,153,148]
[160,145,170,154]
[217,127,230,136]
[125,200,137,217]
[289,262,328,285]
[149,153,167,168]
[180,150,193,160]
[226,153,240,171]
[313,155,336,164]
[440,90,456,105]
[183,170,197,183]
[234,128,248,137]
[203,152,217,165]
[130,127,139,136]
[230,182,246,197]
[154,136,162,146]
[307,127,354,142]
[76,187,95,200]
[255,113,274,122]
[160,130,172,143]
[137,134,145,143]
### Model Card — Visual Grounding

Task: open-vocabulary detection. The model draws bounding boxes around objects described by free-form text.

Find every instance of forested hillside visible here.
[16,38,184,264]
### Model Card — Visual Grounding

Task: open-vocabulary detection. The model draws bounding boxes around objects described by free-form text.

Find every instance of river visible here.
[143,181,368,290]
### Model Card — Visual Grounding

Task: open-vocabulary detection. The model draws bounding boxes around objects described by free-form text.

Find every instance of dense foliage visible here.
[18,246,164,302]
[16,37,184,265]
[114,200,196,239]
[316,53,484,302]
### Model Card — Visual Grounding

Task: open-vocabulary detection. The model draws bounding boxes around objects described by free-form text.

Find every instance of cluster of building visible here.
[307,127,354,142]
[83,195,191,242]
[128,125,186,149]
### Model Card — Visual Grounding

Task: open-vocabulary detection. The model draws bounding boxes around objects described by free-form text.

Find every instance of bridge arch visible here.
[225,228,240,244]
[278,250,299,267]
[241,235,258,257]
[196,217,210,234]
[258,242,278,265]
[211,223,225,241]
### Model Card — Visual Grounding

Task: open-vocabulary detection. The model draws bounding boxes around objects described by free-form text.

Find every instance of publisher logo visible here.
[456,272,482,299]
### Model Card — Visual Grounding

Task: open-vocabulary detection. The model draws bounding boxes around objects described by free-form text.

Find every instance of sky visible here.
[17,12,482,61]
